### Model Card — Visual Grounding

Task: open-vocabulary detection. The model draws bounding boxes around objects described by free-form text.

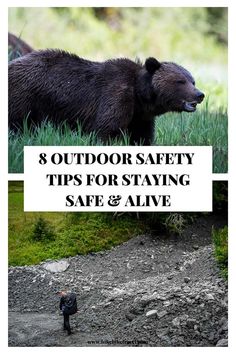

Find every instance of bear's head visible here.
[144,57,204,114]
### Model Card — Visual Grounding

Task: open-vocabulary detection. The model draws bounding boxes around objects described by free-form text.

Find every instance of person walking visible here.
[57,290,78,335]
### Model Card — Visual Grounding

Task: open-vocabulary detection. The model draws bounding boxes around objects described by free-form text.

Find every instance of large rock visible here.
[146,310,157,318]
[42,260,70,273]
[216,338,228,347]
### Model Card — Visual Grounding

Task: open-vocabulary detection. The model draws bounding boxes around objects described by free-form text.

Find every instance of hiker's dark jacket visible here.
[59,293,77,315]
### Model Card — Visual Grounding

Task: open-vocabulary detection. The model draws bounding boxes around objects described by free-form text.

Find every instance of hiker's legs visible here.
[64,314,71,334]
[63,314,67,330]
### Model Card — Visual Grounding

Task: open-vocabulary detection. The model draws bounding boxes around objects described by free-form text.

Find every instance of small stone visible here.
[184,277,191,283]
[183,286,190,293]
[173,286,181,292]
[83,286,91,292]
[157,310,168,319]
[186,318,196,329]
[157,328,169,337]
[216,338,228,347]
[209,332,215,341]
[126,312,136,321]
[131,306,144,315]
[219,317,227,326]
[193,245,199,250]
[146,310,157,318]
[172,317,180,327]
[221,321,228,332]
[159,335,171,344]
[206,293,215,301]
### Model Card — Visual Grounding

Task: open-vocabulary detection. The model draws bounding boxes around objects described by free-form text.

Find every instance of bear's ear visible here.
[145,57,161,74]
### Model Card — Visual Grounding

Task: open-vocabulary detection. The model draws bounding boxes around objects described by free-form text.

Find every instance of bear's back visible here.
[9,50,141,130]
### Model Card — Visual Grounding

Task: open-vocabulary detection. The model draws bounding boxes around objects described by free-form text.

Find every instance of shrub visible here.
[31,216,55,242]
[213,181,228,213]
[212,226,228,279]
[163,213,187,235]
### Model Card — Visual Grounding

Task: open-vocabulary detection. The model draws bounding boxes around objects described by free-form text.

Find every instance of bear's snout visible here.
[195,90,205,103]
[182,87,205,112]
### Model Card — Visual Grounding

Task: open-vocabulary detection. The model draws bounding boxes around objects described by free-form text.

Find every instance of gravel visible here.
[8,215,228,347]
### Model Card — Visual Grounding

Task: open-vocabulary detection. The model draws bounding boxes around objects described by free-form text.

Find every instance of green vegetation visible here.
[155,104,227,174]
[8,8,227,64]
[212,226,228,279]
[31,216,55,242]
[9,181,228,266]
[8,182,147,265]
[9,101,227,173]
[163,213,187,235]
[8,49,21,61]
[8,181,192,265]
[8,7,227,174]
[213,181,228,213]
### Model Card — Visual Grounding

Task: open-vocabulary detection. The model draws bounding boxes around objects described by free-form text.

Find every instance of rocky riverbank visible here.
[9,215,228,347]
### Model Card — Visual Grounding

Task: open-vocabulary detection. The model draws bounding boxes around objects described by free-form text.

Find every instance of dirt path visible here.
[8,215,228,347]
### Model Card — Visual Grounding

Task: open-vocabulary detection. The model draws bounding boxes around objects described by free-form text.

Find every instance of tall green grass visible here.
[155,105,227,174]
[8,102,227,173]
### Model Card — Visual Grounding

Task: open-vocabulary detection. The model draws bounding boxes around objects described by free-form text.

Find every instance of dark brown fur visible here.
[8,33,33,60]
[8,50,204,144]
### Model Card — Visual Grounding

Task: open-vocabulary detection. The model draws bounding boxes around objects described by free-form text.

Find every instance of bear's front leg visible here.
[94,92,134,142]
[128,119,155,146]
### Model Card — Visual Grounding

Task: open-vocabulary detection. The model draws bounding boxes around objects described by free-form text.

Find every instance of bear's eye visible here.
[176,79,186,84]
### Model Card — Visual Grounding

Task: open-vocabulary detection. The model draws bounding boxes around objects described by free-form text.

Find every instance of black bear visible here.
[8,50,204,144]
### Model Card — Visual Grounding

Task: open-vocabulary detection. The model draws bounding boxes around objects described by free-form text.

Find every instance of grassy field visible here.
[8,182,147,266]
